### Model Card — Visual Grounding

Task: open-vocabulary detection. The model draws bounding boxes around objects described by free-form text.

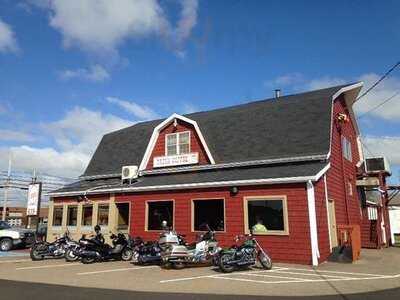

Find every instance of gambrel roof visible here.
[49,83,363,196]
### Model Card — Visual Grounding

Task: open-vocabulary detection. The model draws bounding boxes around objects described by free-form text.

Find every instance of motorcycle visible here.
[215,234,272,273]
[161,228,219,269]
[79,232,134,264]
[30,232,74,261]
[134,238,163,265]
[64,235,84,262]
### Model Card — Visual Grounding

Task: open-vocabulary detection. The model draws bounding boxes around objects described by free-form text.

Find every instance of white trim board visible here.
[48,164,331,197]
[139,113,215,171]
[307,180,320,266]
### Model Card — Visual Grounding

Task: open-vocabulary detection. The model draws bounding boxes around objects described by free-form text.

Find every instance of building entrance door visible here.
[328,200,338,248]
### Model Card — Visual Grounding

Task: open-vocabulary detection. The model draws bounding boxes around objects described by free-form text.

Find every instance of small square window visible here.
[165,131,191,156]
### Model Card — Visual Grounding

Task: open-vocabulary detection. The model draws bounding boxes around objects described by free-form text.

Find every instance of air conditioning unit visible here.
[365,157,391,175]
[121,165,138,181]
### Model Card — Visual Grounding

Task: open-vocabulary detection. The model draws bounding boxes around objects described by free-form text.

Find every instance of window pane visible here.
[116,203,130,230]
[179,143,190,154]
[81,205,93,226]
[193,199,224,231]
[167,145,177,156]
[247,199,284,233]
[98,205,109,226]
[53,207,63,226]
[179,132,189,144]
[67,206,78,226]
[147,201,173,230]
[166,134,177,146]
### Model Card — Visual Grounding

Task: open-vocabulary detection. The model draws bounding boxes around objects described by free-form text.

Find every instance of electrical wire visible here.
[357,61,400,101]
[357,90,400,119]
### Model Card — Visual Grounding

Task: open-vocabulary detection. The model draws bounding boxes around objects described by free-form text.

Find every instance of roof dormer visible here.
[139,114,215,171]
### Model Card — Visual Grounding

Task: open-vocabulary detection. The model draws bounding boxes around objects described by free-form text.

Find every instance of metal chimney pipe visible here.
[274,89,281,99]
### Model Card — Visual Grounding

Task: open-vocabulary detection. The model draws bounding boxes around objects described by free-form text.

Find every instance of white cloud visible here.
[0,103,7,114]
[181,102,199,114]
[0,18,18,54]
[0,129,35,142]
[305,77,347,91]
[59,64,110,82]
[363,136,400,165]
[0,106,135,178]
[264,73,305,88]
[30,0,198,57]
[353,73,400,121]
[106,97,158,120]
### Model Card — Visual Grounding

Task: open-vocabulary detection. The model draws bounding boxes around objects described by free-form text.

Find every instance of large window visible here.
[116,202,130,230]
[97,204,109,226]
[81,205,93,226]
[244,197,288,235]
[53,206,63,226]
[193,199,225,231]
[166,131,190,156]
[342,136,352,161]
[66,206,78,226]
[146,201,173,231]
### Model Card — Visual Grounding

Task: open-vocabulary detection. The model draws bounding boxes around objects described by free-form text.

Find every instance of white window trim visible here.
[165,131,191,156]
[243,196,289,236]
[342,136,352,162]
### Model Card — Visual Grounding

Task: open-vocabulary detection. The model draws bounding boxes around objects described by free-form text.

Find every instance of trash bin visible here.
[337,225,361,262]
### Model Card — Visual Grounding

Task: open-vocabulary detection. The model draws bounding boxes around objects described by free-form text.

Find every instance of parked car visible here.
[0,220,35,251]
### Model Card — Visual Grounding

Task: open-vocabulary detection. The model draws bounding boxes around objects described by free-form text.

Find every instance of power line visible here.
[357,90,400,119]
[357,61,400,101]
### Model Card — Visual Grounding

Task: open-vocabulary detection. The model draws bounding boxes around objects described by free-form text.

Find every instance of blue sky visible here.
[0,0,399,182]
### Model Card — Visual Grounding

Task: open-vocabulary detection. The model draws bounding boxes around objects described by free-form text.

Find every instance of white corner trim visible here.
[324,175,332,251]
[139,113,215,171]
[307,180,320,266]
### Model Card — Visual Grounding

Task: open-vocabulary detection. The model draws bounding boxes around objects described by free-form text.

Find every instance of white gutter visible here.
[48,164,331,197]
[79,154,329,180]
[307,180,320,266]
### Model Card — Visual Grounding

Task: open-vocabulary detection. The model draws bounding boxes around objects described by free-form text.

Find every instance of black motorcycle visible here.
[134,238,163,265]
[79,233,134,264]
[215,234,272,273]
[30,232,75,261]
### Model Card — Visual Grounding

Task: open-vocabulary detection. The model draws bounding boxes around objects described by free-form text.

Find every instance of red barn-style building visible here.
[48,83,368,266]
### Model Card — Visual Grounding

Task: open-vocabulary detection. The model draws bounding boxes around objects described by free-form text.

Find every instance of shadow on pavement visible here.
[1,279,399,300]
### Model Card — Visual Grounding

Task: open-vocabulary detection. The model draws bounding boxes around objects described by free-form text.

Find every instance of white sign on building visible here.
[153,153,199,168]
[27,183,41,216]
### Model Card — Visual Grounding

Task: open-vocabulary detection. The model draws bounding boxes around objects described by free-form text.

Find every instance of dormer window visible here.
[166,131,190,156]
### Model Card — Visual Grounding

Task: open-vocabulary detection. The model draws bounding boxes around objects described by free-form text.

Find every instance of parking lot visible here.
[0,248,399,299]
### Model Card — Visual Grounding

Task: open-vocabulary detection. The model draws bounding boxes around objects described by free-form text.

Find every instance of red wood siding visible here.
[314,177,331,263]
[326,96,362,230]
[116,184,313,264]
[145,119,210,170]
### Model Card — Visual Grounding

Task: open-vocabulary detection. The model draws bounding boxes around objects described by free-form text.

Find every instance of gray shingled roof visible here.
[50,161,327,195]
[83,85,347,177]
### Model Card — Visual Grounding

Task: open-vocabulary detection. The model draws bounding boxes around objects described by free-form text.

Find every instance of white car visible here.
[0,220,35,251]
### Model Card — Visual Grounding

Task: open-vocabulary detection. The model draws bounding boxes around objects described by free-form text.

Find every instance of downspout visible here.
[307,180,320,266]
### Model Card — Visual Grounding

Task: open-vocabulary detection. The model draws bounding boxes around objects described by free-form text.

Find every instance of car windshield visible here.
[0,221,11,229]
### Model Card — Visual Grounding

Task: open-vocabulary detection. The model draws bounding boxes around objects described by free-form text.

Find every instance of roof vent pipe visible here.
[274,89,281,99]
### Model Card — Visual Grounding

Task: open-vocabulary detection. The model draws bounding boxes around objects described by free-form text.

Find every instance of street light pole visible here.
[1,154,12,222]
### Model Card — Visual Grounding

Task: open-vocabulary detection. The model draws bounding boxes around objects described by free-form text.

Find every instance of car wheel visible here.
[0,238,13,252]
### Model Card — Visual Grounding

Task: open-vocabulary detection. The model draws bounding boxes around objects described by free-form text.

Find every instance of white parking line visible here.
[159,267,288,283]
[269,270,353,279]
[16,263,80,270]
[284,267,388,277]
[244,273,314,281]
[77,265,157,276]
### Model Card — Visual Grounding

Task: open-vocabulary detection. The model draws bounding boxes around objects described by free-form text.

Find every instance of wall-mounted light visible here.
[230,186,239,196]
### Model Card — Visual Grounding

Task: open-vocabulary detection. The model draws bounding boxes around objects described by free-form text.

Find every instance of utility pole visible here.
[2,154,12,221]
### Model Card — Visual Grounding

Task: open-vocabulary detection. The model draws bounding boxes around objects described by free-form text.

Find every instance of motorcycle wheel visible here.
[257,250,272,270]
[81,256,95,264]
[121,248,133,261]
[30,245,45,261]
[219,253,235,273]
[65,249,79,262]
[172,262,185,270]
